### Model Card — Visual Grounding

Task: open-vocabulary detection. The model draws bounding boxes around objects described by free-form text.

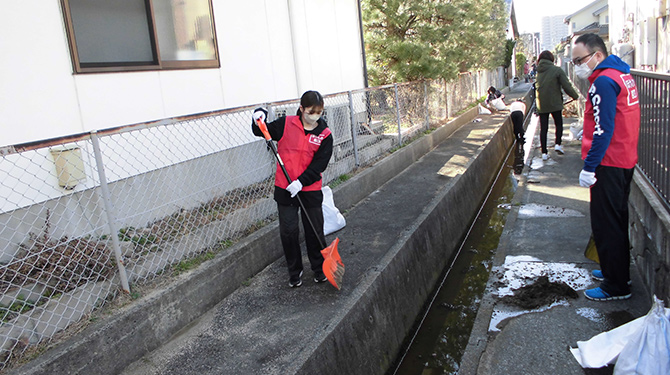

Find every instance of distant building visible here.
[507,0,520,84]
[520,32,541,60]
[541,15,569,52]
[564,0,609,38]
[561,0,611,72]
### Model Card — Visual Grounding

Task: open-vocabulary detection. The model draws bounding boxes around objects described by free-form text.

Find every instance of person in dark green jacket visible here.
[534,50,580,160]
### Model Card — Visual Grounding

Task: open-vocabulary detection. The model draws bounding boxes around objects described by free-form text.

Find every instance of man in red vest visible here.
[572,33,640,301]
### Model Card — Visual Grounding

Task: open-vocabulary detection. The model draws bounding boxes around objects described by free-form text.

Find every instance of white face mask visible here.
[575,64,593,80]
[304,113,321,125]
[574,54,596,80]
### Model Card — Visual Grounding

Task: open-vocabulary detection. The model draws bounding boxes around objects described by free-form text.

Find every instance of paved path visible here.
[459,84,652,375]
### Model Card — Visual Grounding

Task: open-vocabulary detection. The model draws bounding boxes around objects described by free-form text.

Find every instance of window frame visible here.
[61,0,220,74]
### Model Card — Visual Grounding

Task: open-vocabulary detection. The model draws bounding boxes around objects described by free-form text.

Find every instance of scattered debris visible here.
[576,307,604,323]
[498,203,584,218]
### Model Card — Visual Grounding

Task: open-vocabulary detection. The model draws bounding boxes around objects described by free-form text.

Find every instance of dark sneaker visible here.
[584,287,631,301]
[289,271,303,288]
[314,271,328,283]
[591,269,631,285]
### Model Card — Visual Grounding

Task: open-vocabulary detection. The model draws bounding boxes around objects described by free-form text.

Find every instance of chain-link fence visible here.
[0,67,504,370]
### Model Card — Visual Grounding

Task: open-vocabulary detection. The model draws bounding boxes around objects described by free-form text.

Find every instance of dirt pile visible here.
[499,275,578,310]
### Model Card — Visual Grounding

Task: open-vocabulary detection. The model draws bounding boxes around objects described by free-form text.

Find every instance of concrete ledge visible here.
[10,222,286,375]
[11,107,484,375]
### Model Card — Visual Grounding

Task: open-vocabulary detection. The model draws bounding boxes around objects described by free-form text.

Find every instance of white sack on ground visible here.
[478,104,492,115]
[323,186,346,235]
[614,296,670,375]
[490,98,507,111]
[570,296,670,372]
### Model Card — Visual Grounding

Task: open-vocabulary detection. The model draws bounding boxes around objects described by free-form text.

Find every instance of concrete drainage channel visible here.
[390,145,518,374]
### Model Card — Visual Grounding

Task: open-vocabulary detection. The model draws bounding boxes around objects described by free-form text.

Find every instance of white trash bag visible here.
[569,119,584,141]
[614,296,670,374]
[478,104,492,115]
[570,295,670,374]
[322,186,346,235]
[490,98,507,111]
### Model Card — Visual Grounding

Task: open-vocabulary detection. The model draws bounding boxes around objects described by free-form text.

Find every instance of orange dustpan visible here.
[256,118,345,289]
[321,238,344,290]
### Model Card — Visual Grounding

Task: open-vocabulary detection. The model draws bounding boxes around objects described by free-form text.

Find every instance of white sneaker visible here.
[542,153,548,161]
[554,144,564,154]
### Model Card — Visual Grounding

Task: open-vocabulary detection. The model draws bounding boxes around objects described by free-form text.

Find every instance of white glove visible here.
[252,109,266,123]
[286,180,303,197]
[579,170,597,188]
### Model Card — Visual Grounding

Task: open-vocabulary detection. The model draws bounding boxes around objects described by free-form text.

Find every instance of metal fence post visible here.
[265,102,273,121]
[90,131,131,294]
[347,91,360,166]
[424,81,430,131]
[394,83,402,145]
[446,79,451,119]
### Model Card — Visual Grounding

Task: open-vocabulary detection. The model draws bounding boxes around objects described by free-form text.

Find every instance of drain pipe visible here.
[357,0,369,88]
[287,0,304,94]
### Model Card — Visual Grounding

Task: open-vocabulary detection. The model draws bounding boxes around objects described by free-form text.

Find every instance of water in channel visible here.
[391,144,522,375]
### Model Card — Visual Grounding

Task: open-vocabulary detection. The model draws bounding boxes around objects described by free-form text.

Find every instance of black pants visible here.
[590,166,634,295]
[511,111,524,141]
[277,203,325,278]
[539,110,563,153]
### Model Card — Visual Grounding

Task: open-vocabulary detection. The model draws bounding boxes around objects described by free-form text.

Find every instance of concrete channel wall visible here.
[297,120,515,374]
[629,173,670,303]
[11,100,515,374]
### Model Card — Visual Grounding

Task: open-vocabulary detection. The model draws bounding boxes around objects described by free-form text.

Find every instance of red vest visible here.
[275,116,331,191]
[582,68,640,169]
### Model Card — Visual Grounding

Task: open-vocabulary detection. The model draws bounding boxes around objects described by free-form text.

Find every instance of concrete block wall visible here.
[629,171,670,304]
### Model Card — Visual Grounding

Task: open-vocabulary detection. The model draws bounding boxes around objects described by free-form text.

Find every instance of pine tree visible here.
[363,0,508,85]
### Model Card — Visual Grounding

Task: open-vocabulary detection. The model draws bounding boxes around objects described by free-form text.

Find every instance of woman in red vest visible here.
[251,91,333,288]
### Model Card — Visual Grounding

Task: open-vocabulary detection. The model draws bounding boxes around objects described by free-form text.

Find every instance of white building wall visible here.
[1,1,83,147]
[566,0,608,34]
[569,12,597,34]
[609,0,667,71]
[0,0,366,148]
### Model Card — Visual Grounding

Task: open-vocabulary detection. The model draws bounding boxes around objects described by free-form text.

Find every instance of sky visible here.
[512,0,593,34]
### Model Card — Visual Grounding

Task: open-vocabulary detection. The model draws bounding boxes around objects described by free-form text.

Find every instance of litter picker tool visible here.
[256,118,345,289]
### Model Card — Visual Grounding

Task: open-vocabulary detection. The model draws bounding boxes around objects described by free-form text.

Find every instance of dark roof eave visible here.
[572,24,609,37]
[593,5,608,16]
